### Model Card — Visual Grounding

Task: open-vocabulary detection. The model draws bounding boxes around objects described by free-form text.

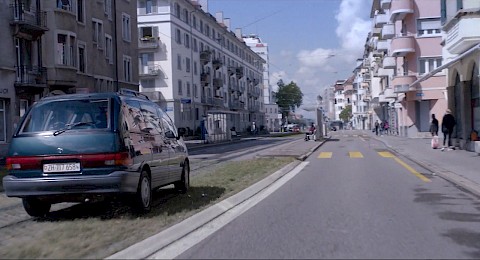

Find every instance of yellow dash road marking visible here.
[318,152,333,159]
[394,157,431,182]
[378,151,395,158]
[349,151,363,158]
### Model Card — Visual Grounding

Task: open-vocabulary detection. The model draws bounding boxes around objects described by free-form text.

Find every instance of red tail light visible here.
[6,156,42,170]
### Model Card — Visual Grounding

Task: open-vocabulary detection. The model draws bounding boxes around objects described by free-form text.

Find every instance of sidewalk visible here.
[370,131,480,197]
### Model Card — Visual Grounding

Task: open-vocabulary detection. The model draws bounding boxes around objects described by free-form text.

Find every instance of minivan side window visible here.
[157,107,177,138]
[122,99,144,134]
[139,101,164,135]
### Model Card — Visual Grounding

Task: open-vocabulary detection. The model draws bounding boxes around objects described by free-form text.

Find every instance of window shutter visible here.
[153,26,159,38]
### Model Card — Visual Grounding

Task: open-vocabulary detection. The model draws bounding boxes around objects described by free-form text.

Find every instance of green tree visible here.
[273,80,303,120]
[339,105,353,122]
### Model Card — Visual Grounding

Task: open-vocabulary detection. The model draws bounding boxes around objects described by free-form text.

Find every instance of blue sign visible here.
[416,92,424,97]
[181,98,191,104]
[166,106,174,111]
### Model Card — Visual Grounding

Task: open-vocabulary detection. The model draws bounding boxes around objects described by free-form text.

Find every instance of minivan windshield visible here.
[19,99,110,133]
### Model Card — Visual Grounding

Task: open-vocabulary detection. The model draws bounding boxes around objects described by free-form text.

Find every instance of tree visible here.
[339,105,352,123]
[273,80,303,121]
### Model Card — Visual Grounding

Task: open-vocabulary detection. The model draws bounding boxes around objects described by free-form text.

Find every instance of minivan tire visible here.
[133,170,152,212]
[22,197,51,217]
[174,161,190,194]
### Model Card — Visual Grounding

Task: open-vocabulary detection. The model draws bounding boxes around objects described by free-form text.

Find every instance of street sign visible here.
[416,92,424,97]
[181,98,191,104]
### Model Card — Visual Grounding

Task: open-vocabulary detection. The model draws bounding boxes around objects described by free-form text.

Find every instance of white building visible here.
[137,0,265,139]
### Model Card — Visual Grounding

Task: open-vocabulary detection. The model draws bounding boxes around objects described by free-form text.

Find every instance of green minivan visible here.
[2,90,190,217]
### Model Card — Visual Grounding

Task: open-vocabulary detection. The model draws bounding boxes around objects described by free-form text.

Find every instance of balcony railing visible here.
[212,78,223,89]
[138,37,159,49]
[391,35,415,56]
[392,74,417,92]
[10,4,47,37]
[381,24,395,39]
[445,18,480,55]
[390,0,414,22]
[374,13,389,28]
[381,0,391,9]
[15,66,47,86]
[200,51,211,64]
[139,64,164,77]
[382,56,396,69]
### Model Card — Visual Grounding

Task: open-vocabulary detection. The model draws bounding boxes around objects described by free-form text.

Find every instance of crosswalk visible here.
[318,151,395,159]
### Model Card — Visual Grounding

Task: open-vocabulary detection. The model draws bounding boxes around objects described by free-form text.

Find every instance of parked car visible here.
[2,89,189,217]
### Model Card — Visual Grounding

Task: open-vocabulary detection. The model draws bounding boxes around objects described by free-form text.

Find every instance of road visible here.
[175,131,480,259]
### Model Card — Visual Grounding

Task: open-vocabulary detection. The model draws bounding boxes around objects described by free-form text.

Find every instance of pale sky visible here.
[207,0,373,118]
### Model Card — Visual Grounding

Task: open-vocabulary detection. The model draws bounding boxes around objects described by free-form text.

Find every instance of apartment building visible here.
[367,0,447,137]
[415,0,480,151]
[333,80,346,121]
[0,0,138,155]
[137,0,265,139]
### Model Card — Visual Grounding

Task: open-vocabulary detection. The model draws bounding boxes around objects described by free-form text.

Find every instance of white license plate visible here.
[43,163,81,173]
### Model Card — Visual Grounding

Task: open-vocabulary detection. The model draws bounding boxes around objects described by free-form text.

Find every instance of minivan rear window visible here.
[19,99,110,133]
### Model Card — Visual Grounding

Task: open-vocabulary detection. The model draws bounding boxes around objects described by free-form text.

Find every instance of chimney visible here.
[223,18,231,30]
[215,12,223,23]
[235,28,242,39]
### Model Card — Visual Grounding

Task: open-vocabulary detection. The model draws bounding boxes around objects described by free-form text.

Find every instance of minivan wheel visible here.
[22,197,51,217]
[174,162,190,194]
[133,170,152,212]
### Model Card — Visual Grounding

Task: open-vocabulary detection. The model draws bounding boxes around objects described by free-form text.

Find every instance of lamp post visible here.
[316,95,324,140]
[189,9,197,135]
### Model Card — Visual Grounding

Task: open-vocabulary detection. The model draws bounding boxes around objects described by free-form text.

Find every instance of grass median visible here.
[0,156,295,259]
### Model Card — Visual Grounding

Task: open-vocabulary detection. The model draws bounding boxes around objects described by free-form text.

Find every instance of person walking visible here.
[384,120,389,135]
[441,109,456,151]
[374,120,379,136]
[429,114,439,136]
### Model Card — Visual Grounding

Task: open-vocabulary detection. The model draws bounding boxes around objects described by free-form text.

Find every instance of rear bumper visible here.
[2,171,140,197]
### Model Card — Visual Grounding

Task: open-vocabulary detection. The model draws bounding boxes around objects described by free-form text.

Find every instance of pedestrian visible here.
[374,120,379,136]
[305,123,316,141]
[251,121,256,135]
[384,120,389,135]
[441,109,456,151]
[429,114,439,136]
[380,121,385,135]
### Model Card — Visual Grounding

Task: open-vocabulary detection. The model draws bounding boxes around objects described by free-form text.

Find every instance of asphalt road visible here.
[175,132,480,259]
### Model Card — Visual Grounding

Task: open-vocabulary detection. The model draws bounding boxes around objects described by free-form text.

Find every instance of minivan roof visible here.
[38,89,148,102]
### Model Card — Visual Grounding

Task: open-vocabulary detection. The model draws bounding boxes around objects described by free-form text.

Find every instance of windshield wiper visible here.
[53,122,95,136]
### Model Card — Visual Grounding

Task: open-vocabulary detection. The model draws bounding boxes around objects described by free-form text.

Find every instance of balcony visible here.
[374,13,389,28]
[344,84,354,94]
[384,87,397,98]
[390,0,414,22]
[14,66,47,92]
[236,67,244,79]
[200,51,211,65]
[212,78,223,89]
[381,0,391,9]
[382,56,396,69]
[381,24,395,39]
[444,17,480,55]
[139,64,164,77]
[377,67,392,77]
[213,97,223,107]
[372,27,382,37]
[391,35,415,56]
[212,59,223,70]
[10,4,48,40]
[392,74,417,93]
[138,37,160,49]
[376,40,389,52]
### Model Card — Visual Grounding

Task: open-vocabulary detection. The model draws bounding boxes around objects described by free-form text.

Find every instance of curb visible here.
[107,160,302,259]
[374,136,480,198]
[297,136,331,161]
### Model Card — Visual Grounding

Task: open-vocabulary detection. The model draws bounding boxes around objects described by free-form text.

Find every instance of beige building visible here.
[0,0,138,156]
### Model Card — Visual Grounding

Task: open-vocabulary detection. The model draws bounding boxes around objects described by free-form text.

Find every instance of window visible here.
[194,61,197,75]
[186,82,191,97]
[175,29,182,44]
[145,0,156,14]
[92,19,104,49]
[122,13,131,42]
[56,33,76,66]
[419,57,442,75]
[105,35,113,64]
[123,56,132,82]
[194,84,198,98]
[20,99,29,118]
[57,0,73,12]
[193,38,198,52]
[77,0,84,23]
[78,42,86,72]
[417,18,441,36]
[174,3,180,17]
[186,57,190,73]
[104,0,112,19]
[185,33,190,48]
[177,54,182,70]
[178,80,183,95]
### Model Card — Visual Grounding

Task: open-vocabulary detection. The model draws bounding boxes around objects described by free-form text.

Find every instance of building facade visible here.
[137,0,265,139]
[0,0,138,156]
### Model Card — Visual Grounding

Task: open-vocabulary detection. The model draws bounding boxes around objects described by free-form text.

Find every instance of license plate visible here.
[43,163,81,173]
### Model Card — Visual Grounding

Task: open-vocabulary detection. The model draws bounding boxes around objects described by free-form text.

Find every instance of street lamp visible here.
[316,95,324,140]
[189,9,197,135]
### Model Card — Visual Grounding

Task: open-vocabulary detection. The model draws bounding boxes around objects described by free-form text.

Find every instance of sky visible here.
[206,0,373,118]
